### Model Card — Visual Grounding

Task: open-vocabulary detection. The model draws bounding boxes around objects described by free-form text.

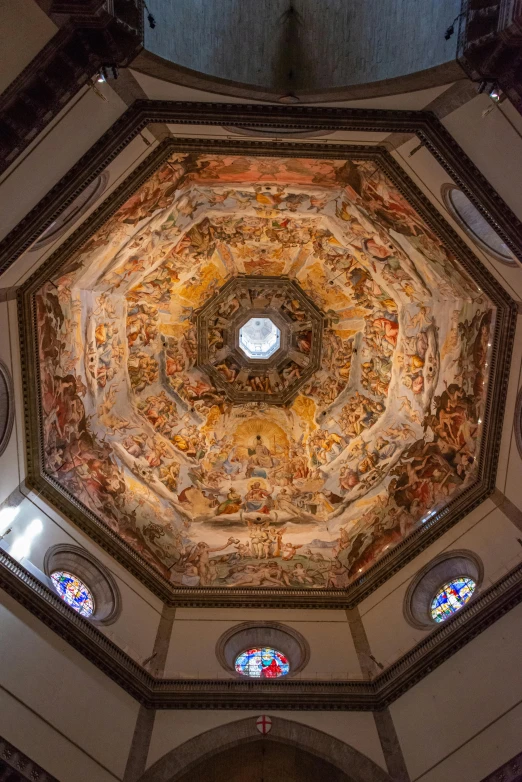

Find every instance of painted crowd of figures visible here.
[36,152,494,588]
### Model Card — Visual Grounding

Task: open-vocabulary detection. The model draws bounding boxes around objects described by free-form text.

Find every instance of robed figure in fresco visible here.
[247,436,275,477]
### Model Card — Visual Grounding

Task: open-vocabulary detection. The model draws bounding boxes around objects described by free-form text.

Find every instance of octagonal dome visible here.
[239,318,280,359]
[23,149,502,600]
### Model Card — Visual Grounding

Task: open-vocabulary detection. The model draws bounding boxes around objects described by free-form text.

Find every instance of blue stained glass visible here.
[235,647,290,678]
[51,571,95,617]
[430,577,476,623]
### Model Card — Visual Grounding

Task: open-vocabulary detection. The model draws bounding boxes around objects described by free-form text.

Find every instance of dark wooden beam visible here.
[0,0,143,174]
[459,0,522,114]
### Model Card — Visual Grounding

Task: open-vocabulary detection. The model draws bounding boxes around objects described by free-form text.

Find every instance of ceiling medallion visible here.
[197,276,323,404]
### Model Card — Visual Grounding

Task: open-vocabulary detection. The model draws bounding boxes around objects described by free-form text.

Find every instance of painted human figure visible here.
[188,538,236,585]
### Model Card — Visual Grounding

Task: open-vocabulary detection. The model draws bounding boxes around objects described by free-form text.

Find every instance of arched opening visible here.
[138,716,393,782]
[175,740,350,782]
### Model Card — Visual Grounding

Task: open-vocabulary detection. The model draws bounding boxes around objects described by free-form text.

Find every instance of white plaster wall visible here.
[359,501,522,667]
[0,0,57,93]
[390,602,522,782]
[0,492,162,663]
[147,710,386,771]
[0,81,127,241]
[0,589,140,781]
[166,608,360,679]
[442,94,522,221]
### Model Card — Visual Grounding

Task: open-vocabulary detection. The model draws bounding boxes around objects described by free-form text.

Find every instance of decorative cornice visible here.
[214,621,311,677]
[0,549,520,710]
[480,751,522,782]
[1,103,522,271]
[0,735,59,782]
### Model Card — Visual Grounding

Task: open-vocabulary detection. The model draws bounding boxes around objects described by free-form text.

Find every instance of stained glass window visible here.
[50,571,95,617]
[430,577,476,623]
[235,647,290,678]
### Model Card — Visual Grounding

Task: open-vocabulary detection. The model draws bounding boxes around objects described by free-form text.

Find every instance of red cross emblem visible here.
[256,715,272,734]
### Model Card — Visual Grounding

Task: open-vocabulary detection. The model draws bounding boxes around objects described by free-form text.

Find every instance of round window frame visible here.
[216,621,310,679]
[44,544,121,625]
[238,316,281,360]
[0,359,15,459]
[404,550,483,630]
[514,387,522,461]
[441,183,518,266]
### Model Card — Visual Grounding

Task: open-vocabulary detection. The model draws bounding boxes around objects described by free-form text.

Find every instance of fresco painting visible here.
[36,153,494,589]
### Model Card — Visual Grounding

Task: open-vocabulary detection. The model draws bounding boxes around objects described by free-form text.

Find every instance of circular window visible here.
[31,172,109,250]
[404,550,483,629]
[442,184,518,265]
[50,571,95,617]
[216,622,309,678]
[235,646,290,678]
[239,317,281,359]
[0,360,14,458]
[430,577,476,623]
[44,544,121,624]
[515,387,522,461]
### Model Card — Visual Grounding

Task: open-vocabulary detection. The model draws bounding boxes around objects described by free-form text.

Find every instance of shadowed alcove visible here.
[138,717,393,782]
[174,740,349,782]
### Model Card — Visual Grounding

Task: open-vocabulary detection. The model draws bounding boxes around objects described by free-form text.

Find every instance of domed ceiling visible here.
[32,151,496,594]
